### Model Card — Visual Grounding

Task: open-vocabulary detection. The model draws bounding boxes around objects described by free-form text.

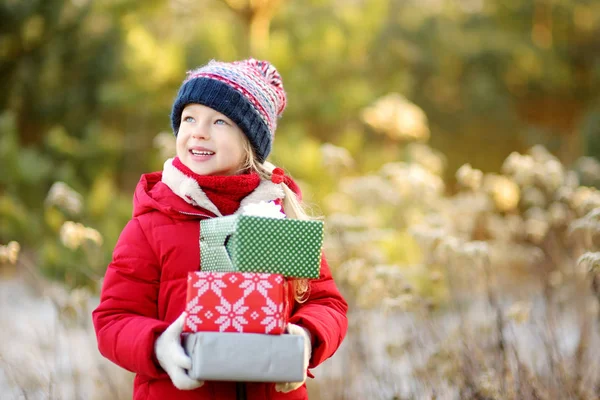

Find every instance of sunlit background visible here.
[1,0,600,398]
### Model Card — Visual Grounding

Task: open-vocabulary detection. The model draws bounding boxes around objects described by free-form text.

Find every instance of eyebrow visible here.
[182,107,233,123]
[217,113,233,123]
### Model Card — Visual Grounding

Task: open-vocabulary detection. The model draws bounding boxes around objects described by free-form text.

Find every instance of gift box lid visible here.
[200,215,324,278]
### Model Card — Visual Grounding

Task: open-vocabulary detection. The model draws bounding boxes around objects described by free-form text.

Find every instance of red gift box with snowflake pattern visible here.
[183,271,289,335]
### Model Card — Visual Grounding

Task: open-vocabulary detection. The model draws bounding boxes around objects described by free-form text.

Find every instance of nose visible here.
[191,123,210,140]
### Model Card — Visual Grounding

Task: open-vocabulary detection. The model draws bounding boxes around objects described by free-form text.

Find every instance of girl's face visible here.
[176,104,247,176]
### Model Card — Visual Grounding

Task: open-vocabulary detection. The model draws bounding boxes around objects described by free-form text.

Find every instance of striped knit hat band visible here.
[171,59,287,162]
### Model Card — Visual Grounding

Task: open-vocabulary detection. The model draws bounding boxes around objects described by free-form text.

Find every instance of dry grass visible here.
[308,275,600,400]
[0,261,132,400]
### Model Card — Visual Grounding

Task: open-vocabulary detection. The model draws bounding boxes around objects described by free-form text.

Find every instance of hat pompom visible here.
[237,59,287,116]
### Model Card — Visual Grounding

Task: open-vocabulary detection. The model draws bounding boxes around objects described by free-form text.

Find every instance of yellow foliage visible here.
[338,126,366,156]
[378,230,422,265]
[46,126,81,156]
[88,174,117,217]
[124,20,183,86]
[0,195,29,235]
[45,207,65,233]
[268,32,292,70]
[514,46,543,79]
[202,20,238,61]
[41,241,60,266]
[322,25,345,59]
[273,133,322,179]
[21,15,45,49]
[339,80,373,110]
[573,5,597,32]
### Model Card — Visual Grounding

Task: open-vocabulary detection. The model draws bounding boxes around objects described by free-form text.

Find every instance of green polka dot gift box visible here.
[199,215,324,279]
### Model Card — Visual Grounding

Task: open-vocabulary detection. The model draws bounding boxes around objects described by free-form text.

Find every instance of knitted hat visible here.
[171,59,287,162]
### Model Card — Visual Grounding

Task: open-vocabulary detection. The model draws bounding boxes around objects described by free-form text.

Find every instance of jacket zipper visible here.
[178,210,215,219]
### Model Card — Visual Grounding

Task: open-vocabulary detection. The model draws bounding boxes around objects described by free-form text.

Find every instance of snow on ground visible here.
[0,272,132,400]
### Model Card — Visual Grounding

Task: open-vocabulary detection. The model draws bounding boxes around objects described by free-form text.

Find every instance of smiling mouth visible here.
[190,149,215,156]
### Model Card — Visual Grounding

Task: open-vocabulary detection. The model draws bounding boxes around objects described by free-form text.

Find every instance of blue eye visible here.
[183,116,195,123]
[215,119,228,125]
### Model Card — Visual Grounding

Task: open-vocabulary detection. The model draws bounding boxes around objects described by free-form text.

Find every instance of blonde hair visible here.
[238,139,311,303]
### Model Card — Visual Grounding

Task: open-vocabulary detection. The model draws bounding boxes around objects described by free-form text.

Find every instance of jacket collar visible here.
[161,158,285,217]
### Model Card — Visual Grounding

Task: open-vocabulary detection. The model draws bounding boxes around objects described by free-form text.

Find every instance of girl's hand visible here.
[274,323,312,393]
[154,312,204,390]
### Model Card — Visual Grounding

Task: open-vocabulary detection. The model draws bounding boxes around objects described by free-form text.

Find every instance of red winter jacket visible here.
[92,164,348,400]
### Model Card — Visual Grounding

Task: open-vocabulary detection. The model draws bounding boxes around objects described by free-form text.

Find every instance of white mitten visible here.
[155,312,204,390]
[275,323,312,393]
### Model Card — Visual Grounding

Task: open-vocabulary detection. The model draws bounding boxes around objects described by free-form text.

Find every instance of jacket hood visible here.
[132,171,208,219]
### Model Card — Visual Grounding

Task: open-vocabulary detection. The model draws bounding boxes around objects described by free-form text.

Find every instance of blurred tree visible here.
[220,0,285,56]
[0,0,121,145]
[1,0,599,287]
[581,103,600,160]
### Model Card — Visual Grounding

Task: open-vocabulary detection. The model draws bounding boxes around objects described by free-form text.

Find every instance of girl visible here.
[92,59,348,400]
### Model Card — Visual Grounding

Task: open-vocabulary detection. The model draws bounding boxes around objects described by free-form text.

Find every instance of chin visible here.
[190,167,214,176]
[191,166,229,176]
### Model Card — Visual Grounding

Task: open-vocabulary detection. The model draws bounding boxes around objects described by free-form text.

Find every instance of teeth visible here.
[191,150,214,156]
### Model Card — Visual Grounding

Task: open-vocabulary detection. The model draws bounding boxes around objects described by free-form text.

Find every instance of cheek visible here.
[228,133,247,162]
[175,131,187,148]
[225,144,244,168]
[175,135,187,157]
[235,142,246,160]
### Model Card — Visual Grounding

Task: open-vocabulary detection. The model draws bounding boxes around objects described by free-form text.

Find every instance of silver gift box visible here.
[183,332,305,382]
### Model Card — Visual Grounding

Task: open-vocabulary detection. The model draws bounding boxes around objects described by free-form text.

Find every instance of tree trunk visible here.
[222,0,283,57]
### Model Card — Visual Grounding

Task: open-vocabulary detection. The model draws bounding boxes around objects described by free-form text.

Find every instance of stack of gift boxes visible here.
[182,212,324,383]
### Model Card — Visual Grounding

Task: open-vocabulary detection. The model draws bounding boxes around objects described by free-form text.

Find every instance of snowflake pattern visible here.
[239,272,274,297]
[193,272,227,297]
[185,297,203,331]
[184,272,288,334]
[215,297,250,332]
[261,297,285,333]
